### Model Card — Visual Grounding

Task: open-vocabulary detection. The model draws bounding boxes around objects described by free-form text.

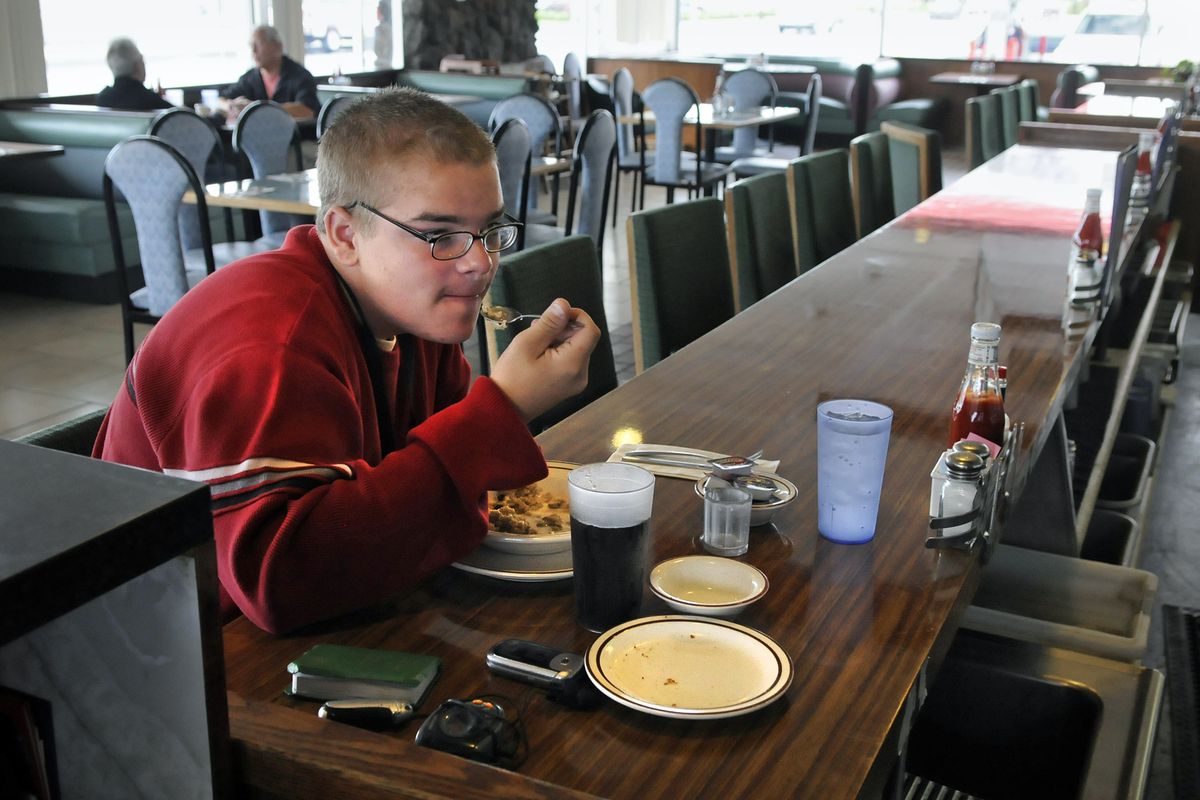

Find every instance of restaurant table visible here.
[223,143,1128,799]
[619,103,801,161]
[0,141,65,161]
[187,159,573,217]
[1049,94,1200,131]
[930,71,1022,95]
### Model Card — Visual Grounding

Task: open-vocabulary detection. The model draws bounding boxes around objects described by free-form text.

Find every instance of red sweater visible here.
[94,227,547,633]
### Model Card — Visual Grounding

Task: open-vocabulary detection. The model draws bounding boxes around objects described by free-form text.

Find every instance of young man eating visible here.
[95,88,600,634]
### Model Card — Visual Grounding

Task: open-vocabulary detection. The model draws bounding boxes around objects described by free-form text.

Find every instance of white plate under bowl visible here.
[585,615,793,719]
[650,556,768,618]
[451,544,573,582]
[484,462,574,555]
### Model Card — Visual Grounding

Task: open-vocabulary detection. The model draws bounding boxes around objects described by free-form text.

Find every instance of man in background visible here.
[219,25,321,120]
[97,38,173,112]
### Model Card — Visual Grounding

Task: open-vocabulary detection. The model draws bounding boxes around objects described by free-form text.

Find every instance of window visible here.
[675,0,883,60]
[41,0,255,95]
[302,0,394,75]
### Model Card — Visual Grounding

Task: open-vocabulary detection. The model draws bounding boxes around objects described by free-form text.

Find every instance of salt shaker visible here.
[929,451,985,538]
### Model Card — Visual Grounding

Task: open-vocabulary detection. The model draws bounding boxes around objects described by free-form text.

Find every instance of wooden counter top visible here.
[224,144,1120,799]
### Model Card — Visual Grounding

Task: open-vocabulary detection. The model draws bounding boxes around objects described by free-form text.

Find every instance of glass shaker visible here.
[929,451,985,538]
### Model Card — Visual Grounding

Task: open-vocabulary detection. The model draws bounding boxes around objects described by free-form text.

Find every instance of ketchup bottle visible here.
[1127,132,1154,227]
[949,322,1005,447]
[1072,188,1104,267]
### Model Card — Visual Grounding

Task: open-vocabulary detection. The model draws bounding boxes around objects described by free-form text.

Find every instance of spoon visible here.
[481,305,586,335]
[480,305,538,329]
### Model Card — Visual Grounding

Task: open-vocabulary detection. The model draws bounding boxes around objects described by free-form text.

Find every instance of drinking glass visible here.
[702,479,752,556]
[567,463,656,632]
[817,399,894,544]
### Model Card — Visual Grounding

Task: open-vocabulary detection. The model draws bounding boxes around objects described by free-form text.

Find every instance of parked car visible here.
[1051,4,1149,66]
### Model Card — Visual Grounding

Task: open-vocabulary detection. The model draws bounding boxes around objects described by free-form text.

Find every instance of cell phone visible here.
[485,639,601,709]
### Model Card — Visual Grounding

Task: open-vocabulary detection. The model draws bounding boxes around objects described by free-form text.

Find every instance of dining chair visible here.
[561,51,586,135]
[150,108,270,266]
[488,235,617,432]
[524,110,617,261]
[880,120,943,215]
[849,131,894,239]
[991,85,1021,150]
[724,171,796,312]
[1016,79,1037,123]
[729,74,821,179]
[626,197,734,373]
[150,107,229,244]
[639,78,731,207]
[611,67,654,225]
[712,67,778,164]
[786,149,856,275]
[317,95,357,139]
[965,93,1004,170]
[489,92,564,225]
[104,135,217,363]
[232,100,306,246]
[17,408,109,456]
[491,117,532,244]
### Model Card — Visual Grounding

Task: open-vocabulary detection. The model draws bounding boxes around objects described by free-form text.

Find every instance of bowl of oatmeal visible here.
[485,462,574,555]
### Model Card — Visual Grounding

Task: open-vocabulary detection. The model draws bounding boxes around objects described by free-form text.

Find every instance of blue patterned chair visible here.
[232,101,306,246]
[611,67,654,225]
[730,74,822,179]
[489,93,564,225]
[491,118,532,245]
[104,135,217,362]
[639,78,730,207]
[712,67,778,163]
[524,110,616,263]
[150,108,268,266]
[316,95,358,139]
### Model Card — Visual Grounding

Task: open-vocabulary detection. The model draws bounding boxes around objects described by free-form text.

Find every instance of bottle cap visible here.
[1086,188,1102,201]
[1138,131,1155,149]
[970,322,1001,342]
[945,451,985,478]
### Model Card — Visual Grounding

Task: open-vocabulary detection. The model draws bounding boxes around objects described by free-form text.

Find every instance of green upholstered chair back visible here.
[725,171,796,312]
[490,235,617,431]
[966,93,1004,169]
[16,408,109,456]
[880,121,942,215]
[786,149,856,275]
[849,131,893,239]
[626,197,734,372]
[992,85,1021,150]
[1017,79,1038,123]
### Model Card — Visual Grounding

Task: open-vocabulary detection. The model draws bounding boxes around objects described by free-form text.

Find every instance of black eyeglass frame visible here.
[346,201,523,261]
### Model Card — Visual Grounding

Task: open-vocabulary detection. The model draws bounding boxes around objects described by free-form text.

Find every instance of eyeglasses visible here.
[347,202,522,261]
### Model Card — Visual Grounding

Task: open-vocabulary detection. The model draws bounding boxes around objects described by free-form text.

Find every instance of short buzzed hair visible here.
[253,25,283,46]
[106,38,142,79]
[316,87,496,233]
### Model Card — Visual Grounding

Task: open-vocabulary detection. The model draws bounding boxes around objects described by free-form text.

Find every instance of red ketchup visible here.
[949,322,1005,447]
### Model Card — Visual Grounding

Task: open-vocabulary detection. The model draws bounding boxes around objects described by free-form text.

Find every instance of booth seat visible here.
[394,70,532,128]
[733,57,941,141]
[0,105,239,303]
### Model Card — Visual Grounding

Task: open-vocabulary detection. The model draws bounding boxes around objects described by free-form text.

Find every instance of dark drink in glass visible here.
[570,519,650,632]
[566,463,656,632]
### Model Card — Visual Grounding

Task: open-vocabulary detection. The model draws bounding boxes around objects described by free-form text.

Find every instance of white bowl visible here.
[484,462,573,555]
[693,473,797,527]
[649,556,769,618]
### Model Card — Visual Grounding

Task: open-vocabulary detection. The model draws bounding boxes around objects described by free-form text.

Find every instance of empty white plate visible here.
[585,615,793,719]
